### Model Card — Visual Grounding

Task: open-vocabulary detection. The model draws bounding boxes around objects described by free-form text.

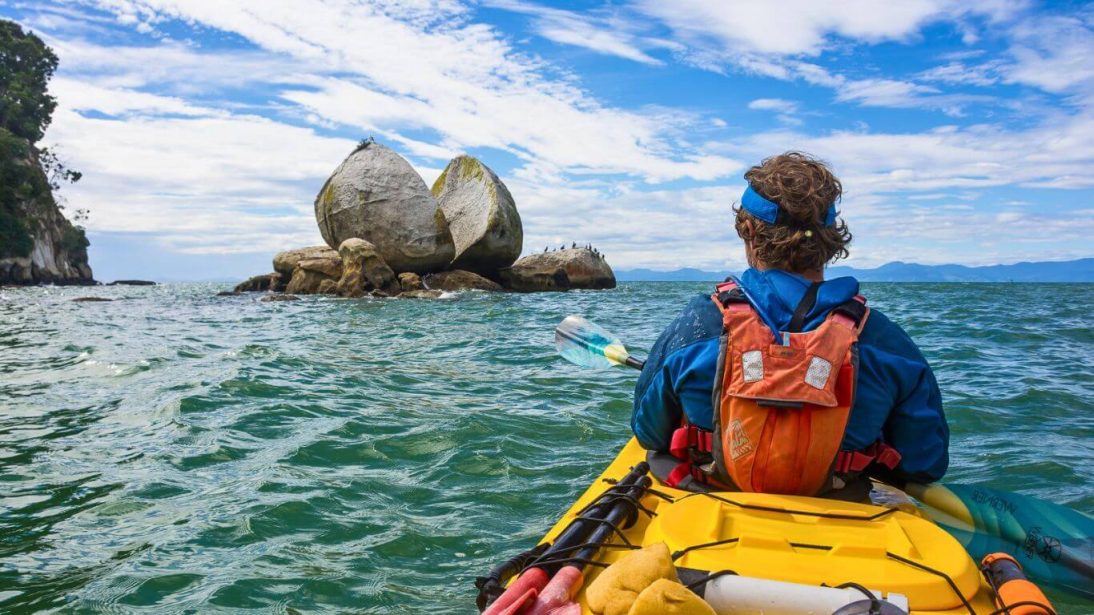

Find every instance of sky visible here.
[2,0,1092,281]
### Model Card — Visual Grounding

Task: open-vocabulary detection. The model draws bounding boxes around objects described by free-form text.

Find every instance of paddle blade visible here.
[908,482,1094,599]
[555,315,630,369]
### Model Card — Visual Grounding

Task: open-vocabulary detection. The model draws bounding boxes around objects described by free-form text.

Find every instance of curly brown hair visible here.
[735,151,852,273]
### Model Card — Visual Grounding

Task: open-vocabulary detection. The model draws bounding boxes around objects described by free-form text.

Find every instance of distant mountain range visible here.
[616,258,1094,283]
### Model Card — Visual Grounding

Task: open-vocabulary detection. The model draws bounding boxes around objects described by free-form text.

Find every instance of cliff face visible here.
[0,140,93,285]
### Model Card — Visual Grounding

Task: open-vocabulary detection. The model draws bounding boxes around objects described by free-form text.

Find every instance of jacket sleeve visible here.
[632,296,723,452]
[632,358,682,452]
[859,314,949,485]
[883,355,949,484]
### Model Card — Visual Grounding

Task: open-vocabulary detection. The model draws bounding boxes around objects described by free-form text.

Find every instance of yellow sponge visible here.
[628,579,715,615]
[585,543,678,615]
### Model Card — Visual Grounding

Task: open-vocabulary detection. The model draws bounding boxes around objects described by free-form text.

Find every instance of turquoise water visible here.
[1,282,1091,613]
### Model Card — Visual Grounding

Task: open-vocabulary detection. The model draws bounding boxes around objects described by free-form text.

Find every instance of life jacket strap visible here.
[831,295,868,330]
[665,461,696,488]
[669,425,713,459]
[834,441,902,473]
[714,279,747,308]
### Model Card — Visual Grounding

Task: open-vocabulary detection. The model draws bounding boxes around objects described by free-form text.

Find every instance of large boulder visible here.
[431,155,522,275]
[423,269,502,292]
[499,247,616,292]
[314,140,454,273]
[336,238,399,298]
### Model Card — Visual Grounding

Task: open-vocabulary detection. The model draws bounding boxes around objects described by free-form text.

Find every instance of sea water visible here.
[1,283,1091,613]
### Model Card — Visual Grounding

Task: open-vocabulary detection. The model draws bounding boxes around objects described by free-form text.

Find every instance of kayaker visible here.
[633,151,948,500]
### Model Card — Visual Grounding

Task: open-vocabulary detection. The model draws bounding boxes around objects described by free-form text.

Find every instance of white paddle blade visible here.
[555,315,629,369]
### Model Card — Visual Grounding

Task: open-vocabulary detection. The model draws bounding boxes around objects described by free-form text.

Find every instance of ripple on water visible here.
[0,282,1091,612]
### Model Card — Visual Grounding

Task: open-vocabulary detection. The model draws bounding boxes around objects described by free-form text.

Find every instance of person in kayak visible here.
[633,152,948,500]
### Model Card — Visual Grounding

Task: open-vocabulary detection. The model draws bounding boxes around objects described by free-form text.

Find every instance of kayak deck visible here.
[536,437,996,614]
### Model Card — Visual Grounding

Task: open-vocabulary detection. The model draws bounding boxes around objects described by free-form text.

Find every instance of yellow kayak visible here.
[529,437,997,615]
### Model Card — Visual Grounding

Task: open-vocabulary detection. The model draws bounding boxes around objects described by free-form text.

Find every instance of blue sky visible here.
[2,0,1092,281]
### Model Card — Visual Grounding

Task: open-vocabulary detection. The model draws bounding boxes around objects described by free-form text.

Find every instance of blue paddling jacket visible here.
[632,268,949,484]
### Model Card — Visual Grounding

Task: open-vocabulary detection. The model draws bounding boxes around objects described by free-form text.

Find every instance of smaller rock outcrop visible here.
[285,254,343,295]
[273,246,338,280]
[423,269,502,292]
[314,140,454,273]
[261,294,299,302]
[216,291,242,297]
[108,280,155,286]
[234,273,278,293]
[432,155,522,275]
[500,247,615,292]
[72,296,112,302]
[398,272,424,292]
[336,238,399,298]
[398,289,443,299]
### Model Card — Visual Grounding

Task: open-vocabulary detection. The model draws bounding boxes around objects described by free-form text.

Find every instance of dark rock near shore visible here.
[108,280,156,286]
[500,247,615,292]
[216,291,242,297]
[72,296,112,302]
[233,273,278,292]
[423,269,502,292]
[261,294,300,302]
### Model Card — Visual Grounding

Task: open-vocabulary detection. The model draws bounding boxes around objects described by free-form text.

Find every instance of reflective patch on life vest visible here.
[804,356,833,389]
[729,419,754,460]
[742,350,764,383]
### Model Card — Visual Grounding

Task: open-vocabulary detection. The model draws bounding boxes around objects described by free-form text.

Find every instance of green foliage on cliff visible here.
[60,225,89,253]
[0,20,81,259]
[0,128,36,257]
[1,20,58,143]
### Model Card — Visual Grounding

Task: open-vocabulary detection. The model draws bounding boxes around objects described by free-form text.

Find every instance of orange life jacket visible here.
[663,279,901,497]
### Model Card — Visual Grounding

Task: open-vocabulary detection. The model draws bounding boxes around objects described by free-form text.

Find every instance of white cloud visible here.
[486,0,663,65]
[748,98,798,113]
[64,0,735,182]
[634,0,1020,58]
[1004,14,1094,96]
[917,61,1002,87]
[748,98,803,125]
[51,77,222,117]
[46,106,352,254]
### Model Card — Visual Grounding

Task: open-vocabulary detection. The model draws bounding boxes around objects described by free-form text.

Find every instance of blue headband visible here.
[741,185,837,227]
